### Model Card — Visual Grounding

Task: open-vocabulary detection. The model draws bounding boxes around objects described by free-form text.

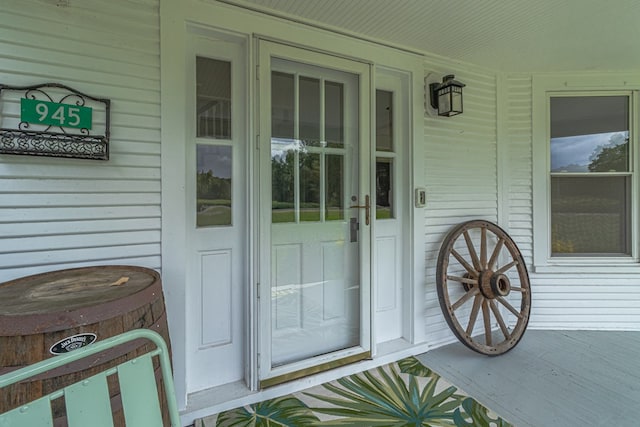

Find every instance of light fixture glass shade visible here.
[431,75,465,117]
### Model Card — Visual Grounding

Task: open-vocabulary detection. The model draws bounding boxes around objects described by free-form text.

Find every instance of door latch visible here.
[349,217,359,242]
[349,195,370,226]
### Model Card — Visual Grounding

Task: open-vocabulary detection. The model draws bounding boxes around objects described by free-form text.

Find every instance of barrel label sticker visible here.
[49,333,98,355]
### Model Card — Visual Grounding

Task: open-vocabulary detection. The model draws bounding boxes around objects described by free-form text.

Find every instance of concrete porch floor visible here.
[416,330,640,426]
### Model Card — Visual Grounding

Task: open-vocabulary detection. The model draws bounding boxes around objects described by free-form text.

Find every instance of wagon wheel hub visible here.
[479,270,511,299]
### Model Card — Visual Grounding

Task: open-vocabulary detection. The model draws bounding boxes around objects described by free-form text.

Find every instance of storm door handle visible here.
[349,195,370,226]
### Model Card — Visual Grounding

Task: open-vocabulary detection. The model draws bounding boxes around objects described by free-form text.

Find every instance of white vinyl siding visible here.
[506,73,640,330]
[504,75,533,266]
[0,0,160,282]
[422,61,499,345]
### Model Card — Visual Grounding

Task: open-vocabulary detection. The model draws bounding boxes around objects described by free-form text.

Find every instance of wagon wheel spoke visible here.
[482,299,492,346]
[495,259,518,275]
[496,296,524,319]
[463,230,482,271]
[466,295,483,336]
[447,275,478,286]
[451,286,480,311]
[436,220,531,356]
[490,300,510,340]
[451,249,479,278]
[487,238,504,271]
[480,226,487,270]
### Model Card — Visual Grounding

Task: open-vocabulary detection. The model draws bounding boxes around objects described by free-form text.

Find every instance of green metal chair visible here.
[0,329,181,427]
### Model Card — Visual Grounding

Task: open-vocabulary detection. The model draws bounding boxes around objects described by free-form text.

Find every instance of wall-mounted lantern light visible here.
[429,74,465,117]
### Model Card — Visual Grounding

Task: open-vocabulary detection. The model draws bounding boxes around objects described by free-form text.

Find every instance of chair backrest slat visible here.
[65,373,114,427]
[0,396,54,427]
[118,353,164,427]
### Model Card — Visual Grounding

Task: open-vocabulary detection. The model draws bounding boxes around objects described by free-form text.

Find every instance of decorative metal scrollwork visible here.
[0,83,110,160]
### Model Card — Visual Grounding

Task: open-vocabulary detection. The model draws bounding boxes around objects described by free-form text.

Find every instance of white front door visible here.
[257,41,371,386]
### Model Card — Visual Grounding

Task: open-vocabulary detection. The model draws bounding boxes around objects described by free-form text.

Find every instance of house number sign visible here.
[21,98,92,130]
[0,82,110,160]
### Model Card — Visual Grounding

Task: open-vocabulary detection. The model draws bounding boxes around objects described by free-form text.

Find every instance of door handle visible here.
[349,195,370,226]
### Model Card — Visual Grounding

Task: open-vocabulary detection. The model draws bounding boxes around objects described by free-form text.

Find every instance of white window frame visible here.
[532,74,640,273]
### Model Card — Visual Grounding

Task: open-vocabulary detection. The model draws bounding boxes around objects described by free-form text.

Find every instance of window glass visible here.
[376,159,393,219]
[271,146,295,223]
[196,145,232,227]
[325,81,344,148]
[550,96,628,173]
[325,154,344,221]
[271,71,295,140]
[299,152,320,222]
[376,90,393,152]
[299,77,321,147]
[196,57,231,139]
[551,176,630,255]
[375,89,395,219]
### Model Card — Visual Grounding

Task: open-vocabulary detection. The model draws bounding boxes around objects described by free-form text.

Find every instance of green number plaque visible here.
[21,98,92,130]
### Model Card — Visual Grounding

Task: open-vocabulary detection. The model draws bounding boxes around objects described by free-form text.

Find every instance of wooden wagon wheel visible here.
[436,220,531,355]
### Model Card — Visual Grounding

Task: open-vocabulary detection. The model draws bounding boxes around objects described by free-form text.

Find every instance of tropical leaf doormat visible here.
[195,356,513,426]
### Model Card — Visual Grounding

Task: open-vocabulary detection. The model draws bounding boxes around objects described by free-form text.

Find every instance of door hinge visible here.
[256,282,260,299]
[256,134,260,150]
[256,64,260,80]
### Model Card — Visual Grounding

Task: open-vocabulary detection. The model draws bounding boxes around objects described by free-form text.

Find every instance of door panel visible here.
[258,41,371,383]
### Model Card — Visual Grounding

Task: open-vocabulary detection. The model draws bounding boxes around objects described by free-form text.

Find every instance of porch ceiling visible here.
[220,0,640,73]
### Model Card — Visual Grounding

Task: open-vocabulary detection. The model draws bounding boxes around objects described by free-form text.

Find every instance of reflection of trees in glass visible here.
[588,133,628,172]
[197,170,231,202]
[299,152,320,206]
[271,150,344,221]
[272,151,295,207]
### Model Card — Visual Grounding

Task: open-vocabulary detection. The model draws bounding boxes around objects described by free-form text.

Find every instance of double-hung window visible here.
[533,76,638,269]
[550,94,631,256]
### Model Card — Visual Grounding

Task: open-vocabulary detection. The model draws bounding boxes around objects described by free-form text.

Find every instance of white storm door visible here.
[186,36,246,391]
[258,41,371,386]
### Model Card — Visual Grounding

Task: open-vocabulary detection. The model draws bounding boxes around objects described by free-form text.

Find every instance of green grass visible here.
[272,208,344,223]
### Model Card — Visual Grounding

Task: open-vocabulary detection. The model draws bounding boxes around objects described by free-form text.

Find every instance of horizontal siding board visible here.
[0,244,160,269]
[0,206,160,223]
[1,231,160,254]
[0,218,160,238]
[0,164,160,180]
[1,193,160,207]
[0,178,159,193]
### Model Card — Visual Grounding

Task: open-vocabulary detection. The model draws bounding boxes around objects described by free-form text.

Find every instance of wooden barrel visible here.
[0,265,172,425]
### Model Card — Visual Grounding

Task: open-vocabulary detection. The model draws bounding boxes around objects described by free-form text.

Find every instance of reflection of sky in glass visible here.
[271,138,306,160]
[550,131,627,172]
[197,145,232,178]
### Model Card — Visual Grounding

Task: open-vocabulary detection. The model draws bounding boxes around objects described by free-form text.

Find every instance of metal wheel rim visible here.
[436,220,531,355]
